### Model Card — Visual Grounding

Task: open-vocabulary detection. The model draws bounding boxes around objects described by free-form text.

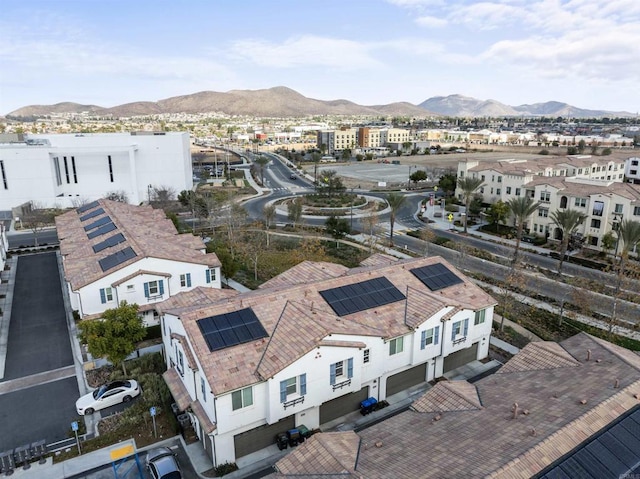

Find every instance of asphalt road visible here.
[7,229,59,249]
[0,252,80,452]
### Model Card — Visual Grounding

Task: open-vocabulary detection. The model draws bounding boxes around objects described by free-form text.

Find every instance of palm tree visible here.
[457,177,484,233]
[507,196,540,266]
[549,209,586,273]
[386,192,406,246]
[611,220,640,327]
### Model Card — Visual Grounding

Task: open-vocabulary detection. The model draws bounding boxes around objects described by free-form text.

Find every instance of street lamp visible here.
[350,188,355,232]
[147,184,152,204]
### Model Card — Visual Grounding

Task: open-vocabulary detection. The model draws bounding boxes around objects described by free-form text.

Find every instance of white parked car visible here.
[76,379,141,415]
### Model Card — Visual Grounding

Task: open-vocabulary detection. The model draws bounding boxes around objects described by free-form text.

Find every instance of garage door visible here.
[443,342,479,373]
[234,415,295,458]
[320,386,369,425]
[386,363,428,397]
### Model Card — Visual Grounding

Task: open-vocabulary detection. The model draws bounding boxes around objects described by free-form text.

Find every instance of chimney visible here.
[512,402,519,419]
[586,349,591,361]
[614,378,620,389]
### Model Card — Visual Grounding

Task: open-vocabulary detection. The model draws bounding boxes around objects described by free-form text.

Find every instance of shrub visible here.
[215,462,239,476]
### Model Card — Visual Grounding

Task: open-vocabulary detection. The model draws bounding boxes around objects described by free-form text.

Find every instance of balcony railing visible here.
[332,379,352,391]
[452,336,467,346]
[283,396,305,410]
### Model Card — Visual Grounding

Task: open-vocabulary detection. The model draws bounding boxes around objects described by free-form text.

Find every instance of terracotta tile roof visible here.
[173,256,495,395]
[411,380,482,413]
[274,431,360,476]
[404,287,450,329]
[162,368,191,411]
[358,253,398,268]
[157,286,238,315]
[56,199,220,290]
[586,335,640,370]
[112,269,171,287]
[345,332,640,478]
[170,333,198,371]
[190,399,216,434]
[524,176,640,201]
[258,261,349,289]
[497,341,581,374]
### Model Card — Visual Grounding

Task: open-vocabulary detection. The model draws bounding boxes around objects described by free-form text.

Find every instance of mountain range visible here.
[5,87,634,119]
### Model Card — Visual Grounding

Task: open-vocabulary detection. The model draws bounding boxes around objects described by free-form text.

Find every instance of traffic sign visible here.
[150,407,157,417]
[71,421,78,431]
[447,213,454,222]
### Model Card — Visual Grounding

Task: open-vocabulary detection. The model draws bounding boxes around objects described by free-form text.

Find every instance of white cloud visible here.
[228,35,384,70]
[415,16,448,28]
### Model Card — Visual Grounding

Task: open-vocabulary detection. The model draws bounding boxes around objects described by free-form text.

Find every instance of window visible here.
[201,377,207,402]
[1,160,8,189]
[280,374,306,403]
[474,310,486,325]
[614,204,623,214]
[497,176,502,183]
[206,268,217,283]
[451,318,469,340]
[632,160,639,166]
[389,336,404,355]
[540,191,550,202]
[53,157,62,186]
[575,198,587,208]
[180,273,191,288]
[144,280,164,298]
[232,386,253,410]
[420,326,440,349]
[496,188,501,195]
[63,156,70,183]
[592,201,604,217]
[330,358,353,385]
[591,219,601,228]
[71,156,78,183]
[538,208,549,218]
[363,349,370,364]
[506,187,511,195]
[634,206,640,216]
[99,287,113,304]
[515,188,521,196]
[177,349,184,375]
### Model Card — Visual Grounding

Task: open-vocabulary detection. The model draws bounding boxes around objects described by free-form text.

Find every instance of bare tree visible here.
[419,226,437,257]
[238,231,266,281]
[104,190,129,203]
[263,204,276,246]
[151,185,176,210]
[361,213,381,253]
[496,271,527,332]
[20,201,56,247]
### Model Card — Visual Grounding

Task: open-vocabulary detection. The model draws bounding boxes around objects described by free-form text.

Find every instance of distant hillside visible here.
[419,94,633,118]
[7,87,433,119]
[5,88,633,119]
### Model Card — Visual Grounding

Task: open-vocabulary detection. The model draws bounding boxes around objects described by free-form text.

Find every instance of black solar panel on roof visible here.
[92,233,126,253]
[319,277,405,317]
[79,208,105,222]
[410,263,463,291]
[84,215,112,231]
[98,246,136,272]
[197,308,268,352]
[87,222,117,239]
[76,200,100,214]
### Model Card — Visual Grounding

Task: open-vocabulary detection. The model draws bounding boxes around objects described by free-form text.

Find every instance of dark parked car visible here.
[290,174,297,180]
[146,447,182,479]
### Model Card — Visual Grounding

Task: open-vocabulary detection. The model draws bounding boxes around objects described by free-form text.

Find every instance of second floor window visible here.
[474,310,486,325]
[232,386,253,410]
[144,280,164,298]
[451,318,469,340]
[280,374,306,403]
[330,358,353,385]
[99,287,113,304]
[540,191,550,202]
[206,268,217,284]
[420,326,440,349]
[575,198,587,208]
[389,337,404,355]
[592,201,604,217]
[363,349,370,363]
[180,273,191,288]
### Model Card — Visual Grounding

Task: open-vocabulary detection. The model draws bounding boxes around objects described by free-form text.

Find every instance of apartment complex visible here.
[158,255,495,467]
[56,199,221,323]
[0,132,193,211]
[625,157,640,184]
[317,127,411,154]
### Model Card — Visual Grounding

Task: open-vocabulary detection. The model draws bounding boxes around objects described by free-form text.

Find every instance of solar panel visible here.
[84,215,112,231]
[87,222,117,239]
[98,246,137,272]
[92,233,126,253]
[319,277,406,317]
[79,208,105,222]
[76,200,100,214]
[197,308,268,352]
[410,263,463,291]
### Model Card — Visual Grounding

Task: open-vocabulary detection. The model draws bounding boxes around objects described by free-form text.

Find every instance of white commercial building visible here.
[0,132,193,211]
[56,199,221,323]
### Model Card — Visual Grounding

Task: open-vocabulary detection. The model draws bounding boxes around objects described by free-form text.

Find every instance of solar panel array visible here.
[79,208,105,222]
[84,216,112,232]
[76,200,100,214]
[319,277,406,317]
[98,246,137,272]
[87,222,117,239]
[410,263,463,291]
[93,233,126,253]
[197,308,268,352]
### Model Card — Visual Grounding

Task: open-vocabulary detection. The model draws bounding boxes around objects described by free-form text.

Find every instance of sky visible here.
[1,0,639,115]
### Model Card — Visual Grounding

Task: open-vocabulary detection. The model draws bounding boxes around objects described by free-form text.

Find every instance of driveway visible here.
[0,252,80,452]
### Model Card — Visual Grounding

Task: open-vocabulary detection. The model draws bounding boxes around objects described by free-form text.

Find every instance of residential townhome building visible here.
[457,156,628,204]
[157,255,495,469]
[525,177,640,251]
[56,199,221,324]
[0,132,193,211]
[625,157,640,184]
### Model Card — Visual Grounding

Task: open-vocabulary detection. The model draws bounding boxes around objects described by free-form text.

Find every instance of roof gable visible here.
[412,380,482,413]
[497,341,581,374]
